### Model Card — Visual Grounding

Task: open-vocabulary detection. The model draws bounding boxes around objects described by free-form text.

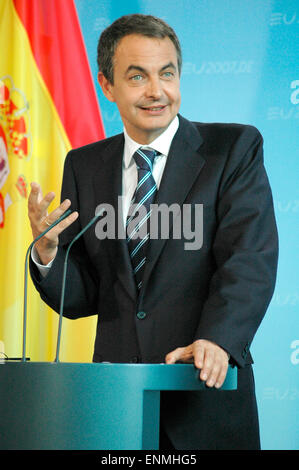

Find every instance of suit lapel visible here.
[141,116,205,294]
[92,134,137,301]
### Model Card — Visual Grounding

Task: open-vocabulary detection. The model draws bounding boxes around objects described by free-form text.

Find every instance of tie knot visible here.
[133,148,158,172]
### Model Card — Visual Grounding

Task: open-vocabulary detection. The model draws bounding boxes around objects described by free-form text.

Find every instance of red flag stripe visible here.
[13,0,105,148]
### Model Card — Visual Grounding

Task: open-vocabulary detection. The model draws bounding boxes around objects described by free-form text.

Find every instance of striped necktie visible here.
[126,148,159,291]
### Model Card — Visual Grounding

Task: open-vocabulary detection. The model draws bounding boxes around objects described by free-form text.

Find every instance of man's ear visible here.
[97,72,115,102]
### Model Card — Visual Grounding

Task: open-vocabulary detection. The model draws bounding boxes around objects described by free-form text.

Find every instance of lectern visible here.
[0,362,237,450]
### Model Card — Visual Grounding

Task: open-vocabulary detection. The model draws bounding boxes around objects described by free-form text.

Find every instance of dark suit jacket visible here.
[30,115,278,449]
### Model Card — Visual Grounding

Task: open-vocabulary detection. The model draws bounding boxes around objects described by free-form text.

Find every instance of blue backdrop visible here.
[74,0,299,450]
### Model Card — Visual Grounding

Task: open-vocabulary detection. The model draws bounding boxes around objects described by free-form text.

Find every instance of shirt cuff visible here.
[31,246,54,278]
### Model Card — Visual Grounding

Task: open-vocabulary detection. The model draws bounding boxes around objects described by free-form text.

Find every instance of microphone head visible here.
[95,206,106,218]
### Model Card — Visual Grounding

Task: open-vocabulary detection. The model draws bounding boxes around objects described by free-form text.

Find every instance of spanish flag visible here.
[0,0,105,361]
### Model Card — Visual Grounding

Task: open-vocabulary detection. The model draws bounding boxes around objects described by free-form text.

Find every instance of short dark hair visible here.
[97,14,182,84]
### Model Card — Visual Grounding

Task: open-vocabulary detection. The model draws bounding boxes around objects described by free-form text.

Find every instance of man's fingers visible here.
[200,350,229,388]
[42,199,72,229]
[205,359,221,388]
[28,182,43,208]
[205,360,228,389]
[28,182,56,219]
[199,348,214,383]
[193,341,205,369]
[190,339,230,388]
[165,340,229,389]
[165,345,193,364]
[28,182,79,265]
[214,362,229,389]
[34,209,79,265]
[47,210,79,236]
[38,191,56,214]
[29,185,78,239]
[165,347,184,364]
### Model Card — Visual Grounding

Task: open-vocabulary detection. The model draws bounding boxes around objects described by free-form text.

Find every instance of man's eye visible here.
[162,71,174,78]
[130,74,143,81]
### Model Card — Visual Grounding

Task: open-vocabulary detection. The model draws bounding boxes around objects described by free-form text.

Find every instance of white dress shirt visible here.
[32,115,179,276]
[122,115,179,224]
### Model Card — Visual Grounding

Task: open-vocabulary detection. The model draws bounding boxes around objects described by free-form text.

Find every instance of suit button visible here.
[137,311,147,320]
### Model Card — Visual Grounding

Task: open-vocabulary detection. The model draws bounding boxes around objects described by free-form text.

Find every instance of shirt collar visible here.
[123,115,179,169]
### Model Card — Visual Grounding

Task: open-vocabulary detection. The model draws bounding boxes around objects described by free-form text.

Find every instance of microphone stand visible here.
[22,209,71,362]
[54,209,105,363]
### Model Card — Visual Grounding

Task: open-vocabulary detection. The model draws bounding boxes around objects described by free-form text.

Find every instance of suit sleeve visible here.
[29,150,99,318]
[194,127,278,367]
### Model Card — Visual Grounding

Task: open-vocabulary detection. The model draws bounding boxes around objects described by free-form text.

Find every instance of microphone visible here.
[22,209,72,362]
[54,207,106,363]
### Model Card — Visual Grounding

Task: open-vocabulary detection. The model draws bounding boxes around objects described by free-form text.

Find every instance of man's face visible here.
[98,34,181,144]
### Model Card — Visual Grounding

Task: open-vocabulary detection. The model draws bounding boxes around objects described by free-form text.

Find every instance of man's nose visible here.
[145,76,162,100]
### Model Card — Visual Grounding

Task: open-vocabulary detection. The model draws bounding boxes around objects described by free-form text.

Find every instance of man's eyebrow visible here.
[160,62,177,71]
[125,65,147,75]
[125,62,177,75]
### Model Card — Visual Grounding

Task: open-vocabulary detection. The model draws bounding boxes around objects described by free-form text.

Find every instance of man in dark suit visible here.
[28,14,278,450]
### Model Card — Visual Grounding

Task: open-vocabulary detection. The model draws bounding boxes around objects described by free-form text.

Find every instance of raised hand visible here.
[28,182,78,265]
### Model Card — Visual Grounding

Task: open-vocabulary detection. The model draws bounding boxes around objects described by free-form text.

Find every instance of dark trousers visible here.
[159,424,176,450]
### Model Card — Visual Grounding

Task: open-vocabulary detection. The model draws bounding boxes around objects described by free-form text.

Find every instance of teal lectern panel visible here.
[0,362,237,450]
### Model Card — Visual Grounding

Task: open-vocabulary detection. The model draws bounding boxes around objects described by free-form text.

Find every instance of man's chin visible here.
[139,121,172,142]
